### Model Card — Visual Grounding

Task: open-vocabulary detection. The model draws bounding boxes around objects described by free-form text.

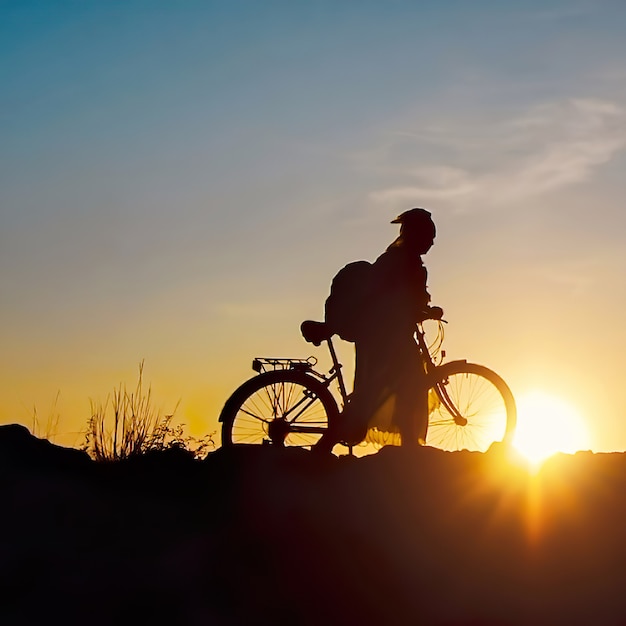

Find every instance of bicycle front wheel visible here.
[426,361,517,452]
[220,370,339,448]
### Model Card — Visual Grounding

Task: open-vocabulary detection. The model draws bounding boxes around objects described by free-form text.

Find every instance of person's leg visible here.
[312,391,375,454]
[396,379,428,447]
[313,339,386,453]
[345,339,395,443]
[392,343,428,448]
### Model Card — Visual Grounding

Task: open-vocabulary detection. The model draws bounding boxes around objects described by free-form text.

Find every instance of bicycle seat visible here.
[300,320,332,346]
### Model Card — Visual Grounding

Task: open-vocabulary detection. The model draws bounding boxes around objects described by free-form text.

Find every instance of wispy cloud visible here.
[369,98,626,210]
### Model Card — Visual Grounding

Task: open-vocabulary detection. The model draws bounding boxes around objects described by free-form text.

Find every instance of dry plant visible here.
[31,390,61,442]
[83,361,214,461]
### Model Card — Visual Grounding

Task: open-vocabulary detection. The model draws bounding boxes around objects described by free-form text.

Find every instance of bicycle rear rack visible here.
[252,356,318,374]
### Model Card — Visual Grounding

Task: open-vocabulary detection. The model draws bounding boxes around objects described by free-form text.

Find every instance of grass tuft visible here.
[31,390,61,442]
[83,361,214,461]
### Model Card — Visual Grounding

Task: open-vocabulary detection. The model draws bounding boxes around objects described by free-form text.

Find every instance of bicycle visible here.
[219,317,517,453]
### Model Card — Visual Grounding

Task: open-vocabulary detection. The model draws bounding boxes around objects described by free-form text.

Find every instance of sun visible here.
[512,390,589,466]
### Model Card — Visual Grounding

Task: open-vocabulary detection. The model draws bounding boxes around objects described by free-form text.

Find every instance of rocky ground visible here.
[2,423,626,625]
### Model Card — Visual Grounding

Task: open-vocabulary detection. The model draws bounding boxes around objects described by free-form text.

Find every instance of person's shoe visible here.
[311,435,336,456]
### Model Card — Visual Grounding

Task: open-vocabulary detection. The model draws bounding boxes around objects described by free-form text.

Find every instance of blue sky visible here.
[2,0,626,451]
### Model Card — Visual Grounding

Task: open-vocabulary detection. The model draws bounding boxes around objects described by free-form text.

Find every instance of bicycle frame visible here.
[247,321,469,436]
[323,322,471,427]
[245,355,344,436]
[415,323,470,426]
[222,320,515,450]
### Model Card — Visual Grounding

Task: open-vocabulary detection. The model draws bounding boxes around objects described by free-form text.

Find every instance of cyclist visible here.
[314,207,443,453]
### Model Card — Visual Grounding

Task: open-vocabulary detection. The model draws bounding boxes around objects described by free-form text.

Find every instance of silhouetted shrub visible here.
[83,361,214,461]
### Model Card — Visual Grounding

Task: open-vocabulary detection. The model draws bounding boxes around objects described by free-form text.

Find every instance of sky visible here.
[2,0,626,452]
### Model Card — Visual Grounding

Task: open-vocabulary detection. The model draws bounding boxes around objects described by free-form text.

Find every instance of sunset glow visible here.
[513,391,590,466]
[2,2,626,454]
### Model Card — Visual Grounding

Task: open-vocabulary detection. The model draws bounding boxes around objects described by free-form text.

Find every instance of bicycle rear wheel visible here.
[220,370,339,448]
[426,361,517,452]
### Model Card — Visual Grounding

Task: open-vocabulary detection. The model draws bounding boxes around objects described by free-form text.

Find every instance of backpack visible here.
[324,260,373,342]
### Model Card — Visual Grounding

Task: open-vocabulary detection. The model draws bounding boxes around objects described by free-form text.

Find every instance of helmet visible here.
[391,207,433,226]
[391,208,436,237]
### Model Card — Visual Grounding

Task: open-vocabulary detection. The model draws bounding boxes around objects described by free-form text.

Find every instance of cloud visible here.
[370,167,476,203]
[369,98,626,210]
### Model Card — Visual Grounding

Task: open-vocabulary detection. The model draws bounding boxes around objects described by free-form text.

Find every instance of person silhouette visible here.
[313,207,442,453]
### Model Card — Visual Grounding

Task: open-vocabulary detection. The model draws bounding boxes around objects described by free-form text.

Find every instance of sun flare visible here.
[513,390,589,466]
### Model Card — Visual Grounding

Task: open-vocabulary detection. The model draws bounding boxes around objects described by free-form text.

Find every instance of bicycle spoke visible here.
[224,371,336,448]
[238,407,271,423]
[426,364,512,452]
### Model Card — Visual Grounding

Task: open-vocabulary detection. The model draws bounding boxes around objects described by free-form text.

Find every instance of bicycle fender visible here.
[439,359,468,369]
[428,359,467,384]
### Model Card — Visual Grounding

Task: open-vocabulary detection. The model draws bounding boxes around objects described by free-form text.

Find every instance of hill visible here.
[2,424,626,625]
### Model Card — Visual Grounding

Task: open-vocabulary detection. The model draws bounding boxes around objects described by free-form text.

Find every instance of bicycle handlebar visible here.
[419,306,445,322]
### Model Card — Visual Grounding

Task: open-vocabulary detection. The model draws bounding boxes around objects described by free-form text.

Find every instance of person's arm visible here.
[412,261,443,321]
